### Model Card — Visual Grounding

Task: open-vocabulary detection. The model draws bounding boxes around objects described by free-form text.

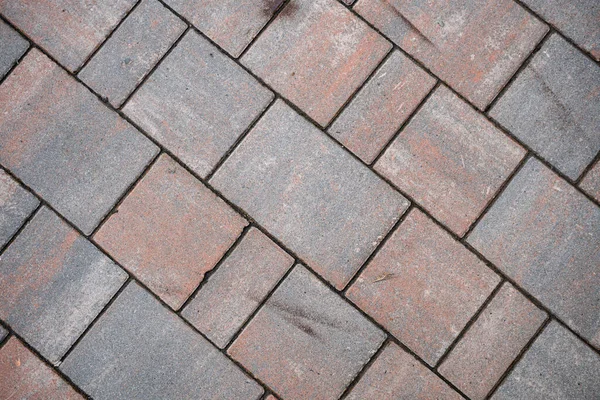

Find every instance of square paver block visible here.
[229,265,386,400]
[95,154,247,310]
[164,0,281,57]
[580,161,600,203]
[79,0,186,107]
[354,0,548,109]
[61,282,263,400]
[492,321,600,399]
[0,20,28,79]
[0,338,82,399]
[0,207,127,363]
[521,0,600,61]
[490,35,600,180]
[439,283,547,400]
[467,158,600,349]
[123,30,273,178]
[211,100,409,290]
[376,86,525,236]
[0,49,158,235]
[347,342,463,400]
[0,0,136,71]
[0,169,39,248]
[182,227,294,348]
[241,0,391,126]
[328,50,436,163]
[346,209,500,366]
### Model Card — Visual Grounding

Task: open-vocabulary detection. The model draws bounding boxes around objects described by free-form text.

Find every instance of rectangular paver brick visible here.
[95,154,247,310]
[0,338,82,399]
[0,207,127,363]
[164,0,280,57]
[61,282,263,400]
[78,0,186,107]
[375,86,525,236]
[346,209,500,366]
[580,161,600,203]
[182,227,294,348]
[492,321,600,400]
[354,0,548,109]
[123,30,273,177]
[0,20,28,79]
[241,0,391,126]
[211,100,409,290]
[0,49,158,234]
[490,34,600,180]
[439,283,547,400]
[0,169,39,248]
[468,158,600,349]
[229,265,385,400]
[328,50,436,163]
[0,0,137,71]
[347,342,463,400]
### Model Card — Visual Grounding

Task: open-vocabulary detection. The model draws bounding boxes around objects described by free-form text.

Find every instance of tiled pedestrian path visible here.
[0,1,598,399]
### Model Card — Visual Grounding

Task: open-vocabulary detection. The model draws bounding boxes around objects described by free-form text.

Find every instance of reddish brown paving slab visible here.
[95,154,247,310]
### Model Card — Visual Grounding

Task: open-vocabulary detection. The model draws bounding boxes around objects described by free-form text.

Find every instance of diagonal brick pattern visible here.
[0,0,598,398]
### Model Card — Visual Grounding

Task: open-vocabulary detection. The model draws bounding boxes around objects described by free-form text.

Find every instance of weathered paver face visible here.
[346,209,500,366]
[328,50,436,163]
[492,321,600,400]
[354,0,548,109]
[521,0,600,61]
[0,49,158,235]
[439,283,547,400]
[0,169,38,248]
[0,207,127,363]
[211,100,409,290]
[468,158,600,350]
[490,35,600,180]
[0,338,82,399]
[228,265,385,400]
[61,282,263,400]
[0,0,137,72]
[581,161,600,202]
[241,0,391,126]
[0,20,28,79]
[182,227,294,348]
[95,154,247,310]
[78,0,186,108]
[123,30,273,177]
[375,86,526,236]
[346,342,463,400]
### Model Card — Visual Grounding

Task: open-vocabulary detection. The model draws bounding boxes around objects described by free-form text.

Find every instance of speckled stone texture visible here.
[347,342,463,400]
[468,158,600,349]
[490,35,600,180]
[0,169,38,248]
[0,0,137,71]
[211,100,409,290]
[492,321,600,400]
[354,0,548,109]
[0,49,158,234]
[79,0,186,107]
[0,338,82,399]
[328,50,436,163]
[346,209,500,366]
[95,154,247,310]
[521,0,600,60]
[376,86,525,236]
[439,283,547,399]
[123,30,273,177]
[241,0,391,126]
[580,161,600,202]
[0,20,28,79]
[0,207,127,363]
[182,228,294,348]
[229,265,385,400]
[164,0,280,57]
[61,282,263,400]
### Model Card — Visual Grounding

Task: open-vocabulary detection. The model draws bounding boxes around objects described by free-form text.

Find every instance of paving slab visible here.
[580,161,600,202]
[0,169,39,248]
[0,20,28,79]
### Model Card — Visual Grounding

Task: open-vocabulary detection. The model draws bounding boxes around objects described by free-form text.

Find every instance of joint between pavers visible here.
[575,150,600,186]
